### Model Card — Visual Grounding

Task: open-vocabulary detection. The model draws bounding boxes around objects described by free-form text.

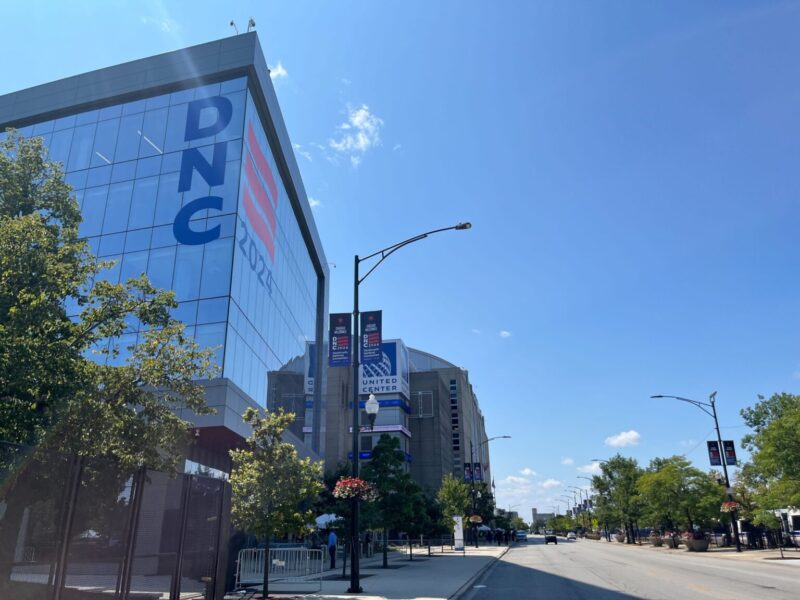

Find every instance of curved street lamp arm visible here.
[358,223,471,285]
[651,394,715,419]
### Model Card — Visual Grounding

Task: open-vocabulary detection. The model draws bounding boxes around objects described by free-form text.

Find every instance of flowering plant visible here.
[681,530,705,540]
[720,501,740,513]
[332,477,379,502]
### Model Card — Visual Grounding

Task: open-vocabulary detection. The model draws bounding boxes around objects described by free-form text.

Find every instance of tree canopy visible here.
[740,393,800,509]
[0,130,215,473]
[229,408,323,539]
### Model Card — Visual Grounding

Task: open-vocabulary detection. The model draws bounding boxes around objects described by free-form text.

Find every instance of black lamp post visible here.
[347,223,471,593]
[651,392,742,552]
[577,476,594,530]
[469,435,510,548]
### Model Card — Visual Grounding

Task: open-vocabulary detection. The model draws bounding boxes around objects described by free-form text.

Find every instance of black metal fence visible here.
[0,441,230,600]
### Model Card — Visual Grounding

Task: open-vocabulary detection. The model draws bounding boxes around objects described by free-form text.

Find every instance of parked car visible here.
[515,530,527,541]
[544,533,558,544]
[566,532,577,540]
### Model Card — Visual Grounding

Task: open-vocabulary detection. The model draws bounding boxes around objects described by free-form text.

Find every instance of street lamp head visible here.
[365,393,379,429]
[365,394,379,416]
[709,391,717,401]
[650,395,663,399]
[455,222,472,230]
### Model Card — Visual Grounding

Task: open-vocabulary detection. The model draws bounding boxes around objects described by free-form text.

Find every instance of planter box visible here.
[649,537,663,547]
[664,536,681,549]
[683,538,709,552]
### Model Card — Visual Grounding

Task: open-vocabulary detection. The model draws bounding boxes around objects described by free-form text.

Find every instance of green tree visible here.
[437,474,471,537]
[229,408,323,598]
[592,455,642,543]
[0,131,216,588]
[0,131,215,467]
[362,434,427,566]
[637,456,725,532]
[740,393,800,508]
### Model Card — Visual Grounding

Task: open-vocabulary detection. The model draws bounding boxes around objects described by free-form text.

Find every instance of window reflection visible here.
[17,77,319,405]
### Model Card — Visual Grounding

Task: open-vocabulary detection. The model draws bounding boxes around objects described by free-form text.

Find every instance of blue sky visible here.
[3,0,800,516]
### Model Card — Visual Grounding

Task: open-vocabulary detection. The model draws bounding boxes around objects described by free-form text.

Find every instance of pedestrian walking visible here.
[327,530,337,569]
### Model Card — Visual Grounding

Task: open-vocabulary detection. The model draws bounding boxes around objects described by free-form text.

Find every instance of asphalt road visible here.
[461,535,799,600]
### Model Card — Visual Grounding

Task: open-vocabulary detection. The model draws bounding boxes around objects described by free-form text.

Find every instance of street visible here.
[461,536,799,600]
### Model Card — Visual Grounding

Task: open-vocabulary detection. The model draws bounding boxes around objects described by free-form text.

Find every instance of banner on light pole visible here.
[707,441,722,466]
[329,313,352,367]
[360,311,382,365]
[723,440,738,466]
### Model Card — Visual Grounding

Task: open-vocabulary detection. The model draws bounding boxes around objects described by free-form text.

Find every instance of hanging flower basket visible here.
[720,501,740,513]
[333,477,379,502]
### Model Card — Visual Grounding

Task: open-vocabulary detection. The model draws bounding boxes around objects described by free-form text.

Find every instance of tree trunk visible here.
[382,527,388,568]
[261,537,270,600]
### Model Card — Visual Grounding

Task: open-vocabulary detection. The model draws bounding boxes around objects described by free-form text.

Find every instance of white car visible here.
[566,532,577,540]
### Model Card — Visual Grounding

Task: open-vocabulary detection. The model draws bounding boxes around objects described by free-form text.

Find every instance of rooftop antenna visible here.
[229,20,239,35]
[247,17,256,32]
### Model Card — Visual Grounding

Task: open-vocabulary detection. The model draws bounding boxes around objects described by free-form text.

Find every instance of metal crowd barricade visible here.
[235,547,323,593]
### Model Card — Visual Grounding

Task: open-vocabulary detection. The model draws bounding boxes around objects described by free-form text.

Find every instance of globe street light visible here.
[364,394,379,429]
[651,392,742,552]
[348,223,471,593]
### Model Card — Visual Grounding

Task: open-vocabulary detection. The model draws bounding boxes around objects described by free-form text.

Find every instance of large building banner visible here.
[329,313,352,367]
[359,340,410,398]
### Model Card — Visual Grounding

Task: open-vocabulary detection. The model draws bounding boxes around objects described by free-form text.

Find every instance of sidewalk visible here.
[588,538,800,564]
[277,544,509,600]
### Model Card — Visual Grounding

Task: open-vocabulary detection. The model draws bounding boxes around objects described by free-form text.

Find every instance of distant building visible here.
[532,509,556,527]
[318,341,491,497]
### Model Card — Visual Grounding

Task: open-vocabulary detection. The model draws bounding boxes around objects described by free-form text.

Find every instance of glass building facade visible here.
[1,42,326,450]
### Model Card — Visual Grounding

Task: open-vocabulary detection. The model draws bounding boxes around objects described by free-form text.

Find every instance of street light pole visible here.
[577,476,594,531]
[651,392,742,552]
[470,435,511,548]
[348,223,471,593]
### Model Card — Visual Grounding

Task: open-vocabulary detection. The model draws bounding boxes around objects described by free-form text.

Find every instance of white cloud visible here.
[329,104,384,167]
[520,468,536,477]
[560,457,574,466]
[140,15,178,33]
[577,462,602,474]
[471,328,481,334]
[308,197,321,209]
[393,143,402,151]
[341,78,352,86]
[504,475,529,485]
[541,478,562,489]
[293,143,312,162]
[499,330,512,338]
[269,62,288,80]
[605,430,641,448]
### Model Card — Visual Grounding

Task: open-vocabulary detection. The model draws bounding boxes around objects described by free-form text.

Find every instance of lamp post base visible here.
[347,587,363,593]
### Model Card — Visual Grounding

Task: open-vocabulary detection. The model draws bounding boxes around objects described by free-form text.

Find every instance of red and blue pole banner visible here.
[722,440,738,466]
[329,313,352,367]
[360,310,382,365]
[707,441,722,466]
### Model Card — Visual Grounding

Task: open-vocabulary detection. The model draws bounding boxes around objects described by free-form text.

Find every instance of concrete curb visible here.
[448,546,511,600]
